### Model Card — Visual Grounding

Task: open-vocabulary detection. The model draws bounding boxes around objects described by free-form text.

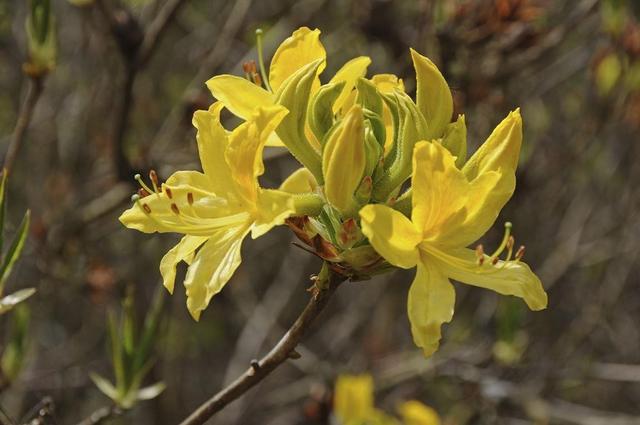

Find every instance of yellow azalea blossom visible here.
[360,110,548,357]
[119,103,315,320]
[205,27,370,147]
[334,374,440,425]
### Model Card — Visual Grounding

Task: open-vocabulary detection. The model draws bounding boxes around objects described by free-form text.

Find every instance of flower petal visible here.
[225,106,289,205]
[192,102,231,181]
[408,260,455,357]
[251,189,294,239]
[411,141,470,239]
[359,204,421,269]
[160,235,208,294]
[279,167,318,193]
[333,375,374,423]
[399,401,441,425]
[205,75,274,121]
[423,245,548,311]
[410,49,452,139]
[269,27,326,92]
[183,224,251,320]
[462,109,522,180]
[329,56,371,113]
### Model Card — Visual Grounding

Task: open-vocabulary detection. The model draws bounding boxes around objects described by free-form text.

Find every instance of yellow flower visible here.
[119,103,317,320]
[334,374,440,425]
[205,27,371,147]
[360,110,548,357]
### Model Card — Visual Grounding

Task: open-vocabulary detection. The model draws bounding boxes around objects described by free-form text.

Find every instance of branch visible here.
[4,75,44,176]
[75,404,122,425]
[137,0,188,67]
[178,271,346,425]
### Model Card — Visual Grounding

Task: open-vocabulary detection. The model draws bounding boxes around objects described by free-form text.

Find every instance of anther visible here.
[491,256,499,265]
[252,72,262,86]
[515,245,526,261]
[149,170,159,193]
[137,188,150,198]
[171,203,180,214]
[242,60,257,74]
[143,204,152,214]
[187,192,194,205]
[164,186,173,199]
[476,244,485,265]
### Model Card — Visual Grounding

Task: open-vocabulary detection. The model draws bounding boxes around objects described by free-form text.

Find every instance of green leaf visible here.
[0,288,36,315]
[308,81,345,144]
[0,210,31,292]
[133,286,164,373]
[0,171,7,255]
[275,59,324,182]
[356,77,384,117]
[90,372,120,401]
[136,382,166,401]
[107,311,126,395]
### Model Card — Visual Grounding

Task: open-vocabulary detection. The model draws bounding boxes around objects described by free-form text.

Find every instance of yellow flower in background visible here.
[360,110,548,357]
[334,374,440,425]
[119,103,319,320]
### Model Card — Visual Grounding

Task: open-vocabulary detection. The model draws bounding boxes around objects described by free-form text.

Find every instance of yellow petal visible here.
[251,189,294,239]
[269,27,326,92]
[183,224,251,320]
[399,401,441,425]
[423,245,548,311]
[408,260,455,357]
[322,104,366,214]
[192,102,236,195]
[205,75,274,121]
[334,374,374,423]
[329,56,371,112]
[119,171,249,236]
[279,167,318,193]
[410,49,452,139]
[371,74,404,154]
[359,204,421,269]
[411,141,469,239]
[225,106,289,206]
[462,109,522,180]
[370,73,405,94]
[160,235,208,293]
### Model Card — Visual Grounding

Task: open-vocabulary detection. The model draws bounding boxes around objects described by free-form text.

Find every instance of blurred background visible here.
[1,0,640,423]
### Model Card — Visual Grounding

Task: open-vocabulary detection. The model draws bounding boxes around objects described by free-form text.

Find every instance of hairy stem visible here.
[178,270,345,425]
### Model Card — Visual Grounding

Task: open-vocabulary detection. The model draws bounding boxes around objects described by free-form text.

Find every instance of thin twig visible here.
[4,76,44,176]
[178,270,346,425]
[137,0,188,67]
[75,404,122,425]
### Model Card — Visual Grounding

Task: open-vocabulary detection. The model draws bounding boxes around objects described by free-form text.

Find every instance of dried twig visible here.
[178,270,345,425]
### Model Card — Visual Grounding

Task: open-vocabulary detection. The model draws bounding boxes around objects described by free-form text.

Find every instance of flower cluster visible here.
[120,27,547,356]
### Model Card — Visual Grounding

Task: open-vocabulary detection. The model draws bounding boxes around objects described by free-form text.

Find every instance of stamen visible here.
[149,170,159,193]
[187,192,194,205]
[132,194,152,214]
[252,72,262,86]
[476,244,485,265]
[515,245,525,261]
[137,188,150,198]
[171,203,180,215]
[134,173,154,195]
[143,203,152,214]
[489,222,512,259]
[255,28,272,92]
[164,186,173,199]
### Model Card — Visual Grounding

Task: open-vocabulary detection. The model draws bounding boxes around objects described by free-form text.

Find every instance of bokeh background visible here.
[1,0,640,423]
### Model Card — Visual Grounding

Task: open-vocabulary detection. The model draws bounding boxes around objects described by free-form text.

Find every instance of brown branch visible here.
[137,0,188,67]
[178,271,346,425]
[4,76,44,176]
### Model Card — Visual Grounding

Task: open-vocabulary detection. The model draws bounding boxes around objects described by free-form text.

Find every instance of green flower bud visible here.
[24,0,56,77]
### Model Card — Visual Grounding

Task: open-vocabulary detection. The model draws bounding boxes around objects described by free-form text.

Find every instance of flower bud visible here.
[322,104,365,216]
